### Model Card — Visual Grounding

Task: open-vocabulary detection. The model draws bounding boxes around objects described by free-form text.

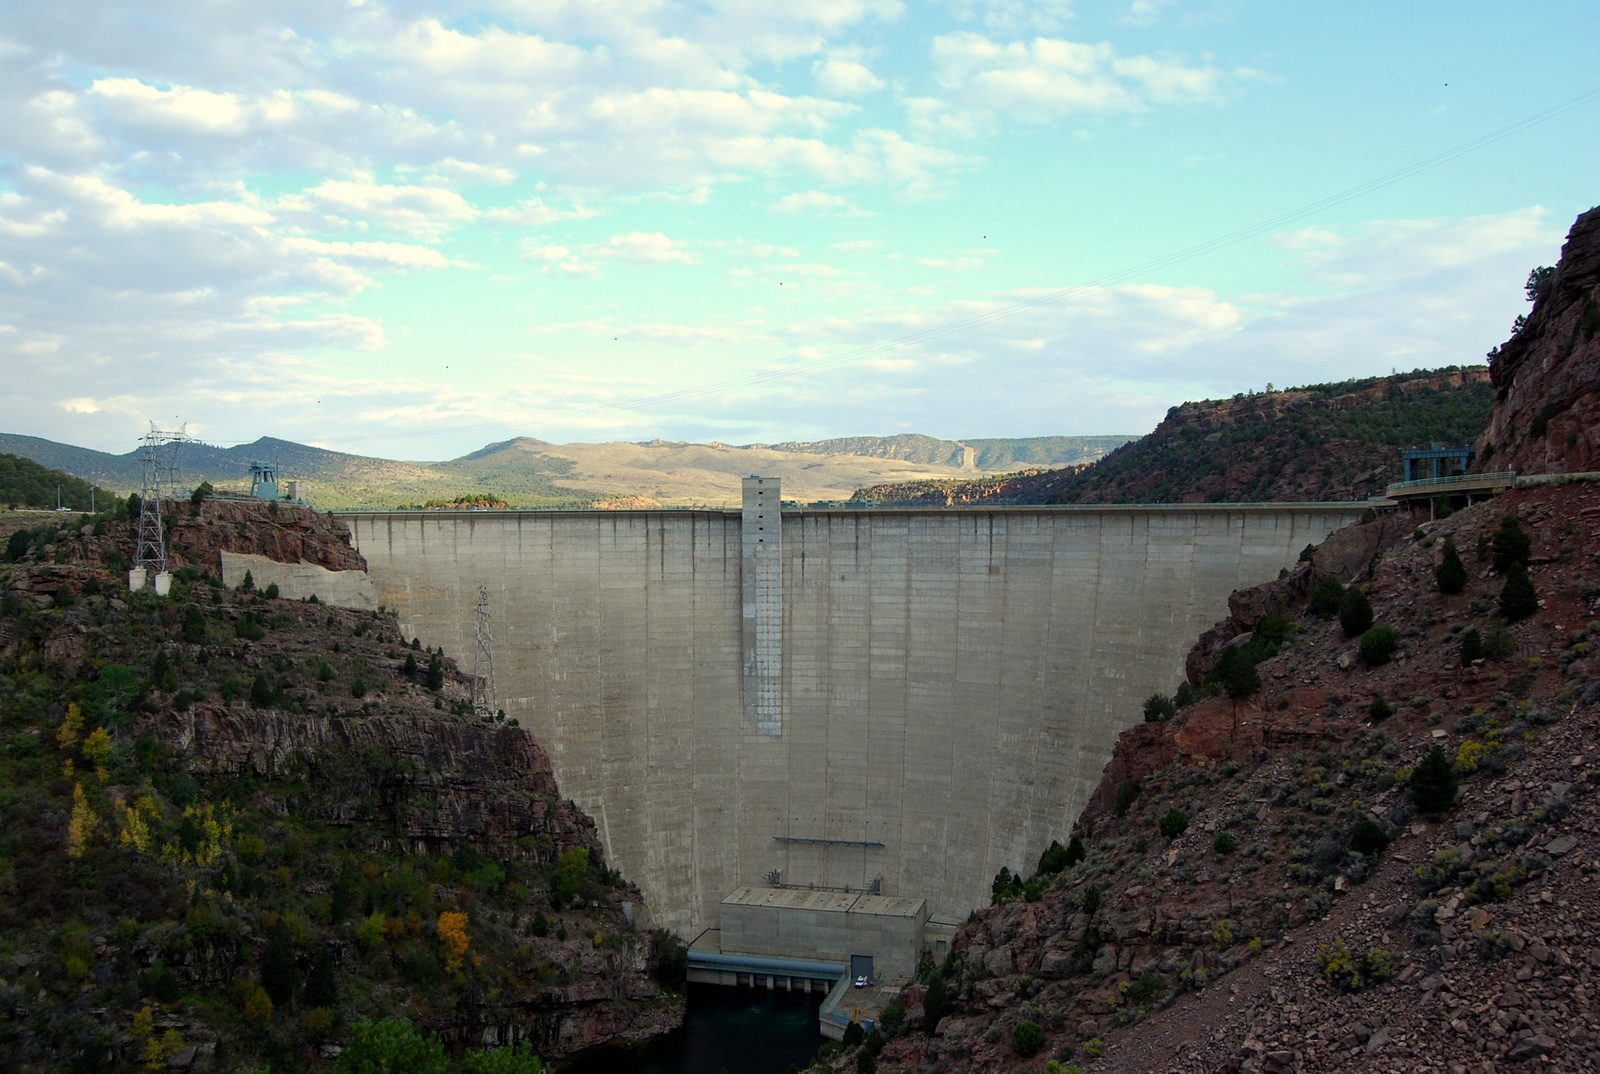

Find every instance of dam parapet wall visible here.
[338,496,1367,936]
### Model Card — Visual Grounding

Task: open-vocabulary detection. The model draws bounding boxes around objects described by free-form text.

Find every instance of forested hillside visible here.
[0,454,117,513]
[854,367,1493,506]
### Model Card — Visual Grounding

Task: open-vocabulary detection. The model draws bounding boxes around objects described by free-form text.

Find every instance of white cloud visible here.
[920,32,1252,129]
[587,231,699,264]
[813,58,885,96]
[771,190,875,216]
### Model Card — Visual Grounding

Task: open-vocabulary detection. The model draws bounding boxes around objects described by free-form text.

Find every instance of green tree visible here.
[1113,781,1137,817]
[1498,562,1538,621]
[1158,808,1189,840]
[1359,625,1399,666]
[1142,693,1175,722]
[1306,575,1345,618]
[304,944,339,1009]
[261,921,296,1007]
[1410,746,1458,815]
[249,673,275,709]
[426,652,445,691]
[551,848,588,910]
[1459,628,1483,664]
[1482,619,1517,660]
[1010,1021,1045,1057]
[921,973,952,1035]
[1491,516,1531,573]
[1434,537,1467,594]
[1209,645,1260,700]
[650,928,687,990]
[1064,834,1087,868]
[1350,818,1389,856]
[1036,840,1069,876]
[190,482,214,506]
[1339,588,1374,637]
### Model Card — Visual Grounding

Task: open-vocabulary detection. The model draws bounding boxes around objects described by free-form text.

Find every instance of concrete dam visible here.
[335,485,1366,939]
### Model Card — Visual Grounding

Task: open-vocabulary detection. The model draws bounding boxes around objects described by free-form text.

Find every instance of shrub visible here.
[1212,832,1237,855]
[1037,839,1070,875]
[530,912,550,938]
[1459,628,1483,664]
[1142,693,1176,722]
[1081,885,1101,915]
[1409,746,1458,815]
[263,582,280,600]
[1498,563,1538,621]
[1010,1020,1046,1057]
[1064,834,1087,868]
[304,945,339,1008]
[351,677,368,699]
[1307,576,1344,618]
[249,673,275,709]
[1350,818,1389,856]
[1359,625,1400,666]
[1368,696,1393,722]
[1159,808,1189,840]
[921,973,951,1034]
[1316,940,1399,992]
[1435,537,1467,594]
[1491,516,1531,573]
[1209,644,1260,700]
[1113,781,1137,817]
[1339,588,1374,636]
[650,928,687,989]
[1482,620,1517,660]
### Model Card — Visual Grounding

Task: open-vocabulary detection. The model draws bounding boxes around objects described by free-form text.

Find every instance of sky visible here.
[1,1,1597,461]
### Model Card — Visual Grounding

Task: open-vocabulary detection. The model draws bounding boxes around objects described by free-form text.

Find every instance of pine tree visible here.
[1409,746,1458,815]
[1499,562,1538,621]
[425,652,444,692]
[921,973,951,1035]
[1491,516,1532,573]
[1064,834,1087,868]
[261,922,296,1007]
[303,945,339,1009]
[1459,628,1483,664]
[1339,587,1374,636]
[1434,536,1467,594]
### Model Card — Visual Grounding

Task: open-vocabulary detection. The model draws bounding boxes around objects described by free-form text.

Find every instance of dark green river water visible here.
[559,984,824,1074]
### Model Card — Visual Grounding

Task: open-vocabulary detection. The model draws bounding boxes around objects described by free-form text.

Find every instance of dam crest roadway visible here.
[327,483,1368,942]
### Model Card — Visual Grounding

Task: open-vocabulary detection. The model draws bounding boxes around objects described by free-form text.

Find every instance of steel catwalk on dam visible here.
[338,493,1367,937]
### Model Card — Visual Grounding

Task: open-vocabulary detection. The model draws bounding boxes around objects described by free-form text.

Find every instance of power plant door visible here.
[850,955,873,981]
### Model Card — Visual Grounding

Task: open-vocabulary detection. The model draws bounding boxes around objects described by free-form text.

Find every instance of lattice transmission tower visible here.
[471,584,499,720]
[134,423,190,581]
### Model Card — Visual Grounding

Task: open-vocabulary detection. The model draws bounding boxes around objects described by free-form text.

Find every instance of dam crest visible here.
[331,486,1367,939]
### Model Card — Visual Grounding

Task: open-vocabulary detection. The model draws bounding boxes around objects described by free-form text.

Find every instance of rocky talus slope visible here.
[864,481,1600,1074]
[0,500,682,1070]
[845,205,1600,1074]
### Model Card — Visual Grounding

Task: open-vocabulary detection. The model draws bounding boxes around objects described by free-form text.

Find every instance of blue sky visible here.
[1,0,1596,459]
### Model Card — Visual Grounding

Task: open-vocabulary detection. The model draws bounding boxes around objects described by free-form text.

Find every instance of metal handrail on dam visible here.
[332,485,1373,940]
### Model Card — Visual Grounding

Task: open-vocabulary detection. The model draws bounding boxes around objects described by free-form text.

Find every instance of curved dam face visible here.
[340,495,1365,936]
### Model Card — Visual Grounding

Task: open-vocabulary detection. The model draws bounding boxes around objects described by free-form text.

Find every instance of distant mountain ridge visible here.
[0,430,1131,510]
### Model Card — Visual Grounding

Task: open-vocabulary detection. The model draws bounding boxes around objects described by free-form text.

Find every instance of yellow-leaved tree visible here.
[56,702,84,750]
[117,795,158,853]
[437,910,470,974]
[66,783,97,858]
[81,727,113,782]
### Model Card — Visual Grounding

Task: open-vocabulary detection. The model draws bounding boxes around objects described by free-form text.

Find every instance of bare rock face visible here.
[166,499,367,574]
[1478,204,1600,474]
[170,707,600,856]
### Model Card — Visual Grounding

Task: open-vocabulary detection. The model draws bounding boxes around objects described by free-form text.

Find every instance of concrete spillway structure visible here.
[339,491,1366,937]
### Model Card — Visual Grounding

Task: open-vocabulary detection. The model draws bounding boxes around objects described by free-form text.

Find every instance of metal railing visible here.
[1384,471,1517,494]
